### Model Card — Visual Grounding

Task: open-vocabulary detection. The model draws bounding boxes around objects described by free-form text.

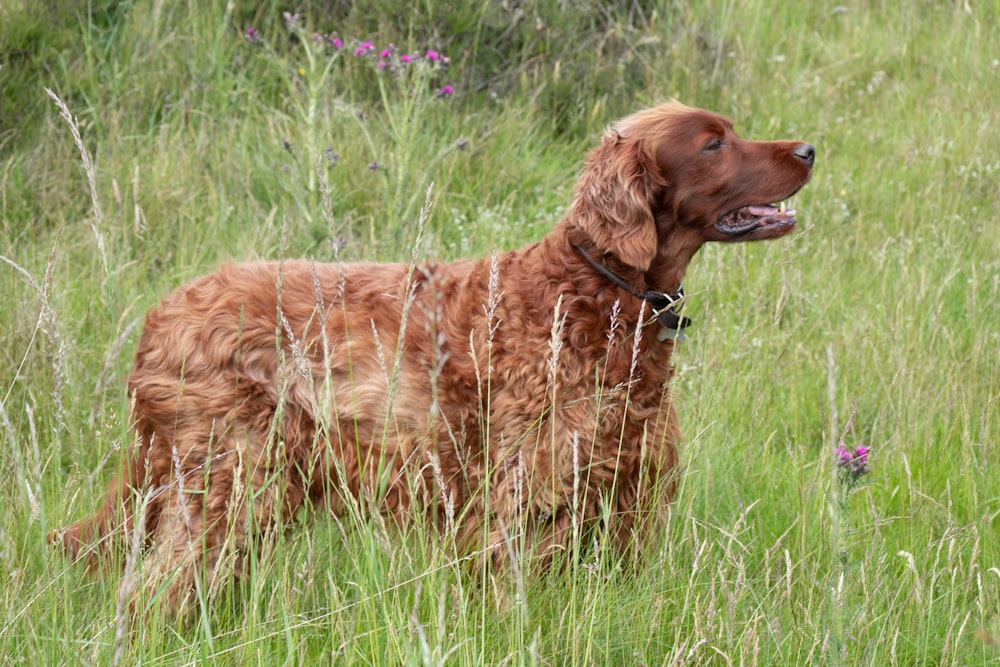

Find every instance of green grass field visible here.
[2,0,998,664]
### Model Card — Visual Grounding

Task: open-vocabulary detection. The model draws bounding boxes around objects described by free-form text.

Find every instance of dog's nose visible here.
[793,143,816,166]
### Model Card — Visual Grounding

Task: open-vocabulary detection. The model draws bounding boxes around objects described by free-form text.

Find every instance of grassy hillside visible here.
[1,0,998,664]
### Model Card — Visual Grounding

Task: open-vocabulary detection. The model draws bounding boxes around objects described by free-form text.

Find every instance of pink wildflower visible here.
[835,444,871,483]
[853,445,869,468]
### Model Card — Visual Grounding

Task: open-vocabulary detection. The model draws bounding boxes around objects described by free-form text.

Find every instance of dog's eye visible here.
[704,138,725,152]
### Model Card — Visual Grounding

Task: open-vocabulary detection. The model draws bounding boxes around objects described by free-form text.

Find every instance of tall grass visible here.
[1,0,998,663]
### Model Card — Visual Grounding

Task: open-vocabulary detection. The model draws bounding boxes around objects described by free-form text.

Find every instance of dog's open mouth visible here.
[716,201,797,235]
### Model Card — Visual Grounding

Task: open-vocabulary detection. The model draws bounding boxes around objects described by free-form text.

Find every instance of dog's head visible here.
[570,102,815,271]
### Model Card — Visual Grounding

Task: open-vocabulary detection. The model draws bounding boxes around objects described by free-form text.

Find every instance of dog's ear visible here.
[569,132,661,271]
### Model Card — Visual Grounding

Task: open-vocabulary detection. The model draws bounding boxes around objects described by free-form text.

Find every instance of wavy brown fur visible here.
[52,102,814,613]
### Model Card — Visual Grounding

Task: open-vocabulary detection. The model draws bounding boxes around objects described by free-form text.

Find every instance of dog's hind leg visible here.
[137,404,314,615]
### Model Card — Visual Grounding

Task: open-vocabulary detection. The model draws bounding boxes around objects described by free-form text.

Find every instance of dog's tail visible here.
[49,431,149,566]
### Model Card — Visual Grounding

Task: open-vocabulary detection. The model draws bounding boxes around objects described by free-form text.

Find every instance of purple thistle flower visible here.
[354,41,374,57]
[436,84,453,98]
[835,444,871,484]
[245,27,262,45]
[377,59,387,70]
[332,36,343,50]
[368,160,379,171]
[381,48,392,59]
[426,49,439,61]
[400,54,412,64]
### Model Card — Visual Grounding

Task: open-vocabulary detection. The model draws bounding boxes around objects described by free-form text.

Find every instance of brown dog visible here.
[54,102,814,612]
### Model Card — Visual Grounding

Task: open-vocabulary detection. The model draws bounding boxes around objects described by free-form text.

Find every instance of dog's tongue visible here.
[747,205,779,216]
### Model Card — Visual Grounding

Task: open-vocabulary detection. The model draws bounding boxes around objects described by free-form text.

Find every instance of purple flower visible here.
[377,59,387,70]
[331,36,343,50]
[283,12,301,29]
[426,49,439,61]
[835,444,870,483]
[381,48,392,59]
[245,27,262,45]
[354,41,374,57]
[400,54,412,64]
[368,160,379,170]
[435,84,453,98]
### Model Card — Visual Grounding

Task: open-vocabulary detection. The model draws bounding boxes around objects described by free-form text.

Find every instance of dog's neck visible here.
[570,243,691,332]
[559,222,700,296]
[646,226,705,297]
[555,224,695,338]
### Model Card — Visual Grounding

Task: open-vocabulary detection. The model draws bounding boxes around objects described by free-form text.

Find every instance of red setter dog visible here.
[54,102,814,612]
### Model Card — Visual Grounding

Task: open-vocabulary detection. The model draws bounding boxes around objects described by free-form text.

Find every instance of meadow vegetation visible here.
[1,0,998,664]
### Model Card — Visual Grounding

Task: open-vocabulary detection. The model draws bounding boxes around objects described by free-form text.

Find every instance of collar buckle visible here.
[572,243,693,339]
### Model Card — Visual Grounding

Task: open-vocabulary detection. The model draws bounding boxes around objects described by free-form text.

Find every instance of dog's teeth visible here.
[779,201,786,214]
